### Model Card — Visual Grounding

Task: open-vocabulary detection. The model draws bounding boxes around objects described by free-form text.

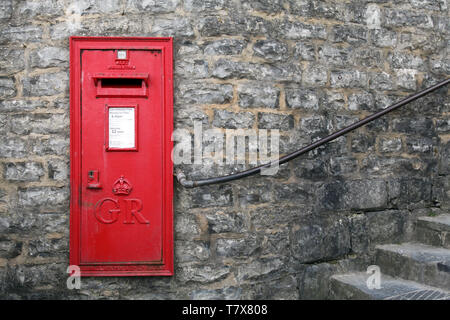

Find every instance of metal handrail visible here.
[175,78,450,188]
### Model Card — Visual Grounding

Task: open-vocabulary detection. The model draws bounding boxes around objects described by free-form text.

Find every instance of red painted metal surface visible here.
[70,37,173,276]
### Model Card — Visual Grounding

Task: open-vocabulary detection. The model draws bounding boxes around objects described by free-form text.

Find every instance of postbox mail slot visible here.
[93,73,149,97]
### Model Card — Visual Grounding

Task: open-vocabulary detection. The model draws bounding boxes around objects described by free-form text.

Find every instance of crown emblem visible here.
[112,175,132,195]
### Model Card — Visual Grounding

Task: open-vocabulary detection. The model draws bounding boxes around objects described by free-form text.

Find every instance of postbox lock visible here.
[87,170,102,189]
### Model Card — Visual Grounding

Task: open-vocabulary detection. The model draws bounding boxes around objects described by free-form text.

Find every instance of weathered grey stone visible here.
[216,235,260,257]
[0,238,22,259]
[369,71,394,90]
[31,137,69,156]
[17,186,69,212]
[329,157,358,176]
[382,8,433,28]
[125,0,179,13]
[388,51,424,71]
[388,177,432,208]
[286,88,320,110]
[236,257,284,281]
[273,182,315,203]
[350,210,410,254]
[2,263,66,292]
[299,115,328,137]
[409,0,446,10]
[246,275,299,299]
[14,0,64,19]
[290,0,346,21]
[258,112,293,130]
[395,69,417,91]
[197,15,270,37]
[243,0,284,13]
[303,64,327,86]
[250,204,309,232]
[174,214,200,240]
[370,28,397,47]
[174,108,208,128]
[391,118,435,137]
[0,99,45,113]
[238,83,280,109]
[0,0,12,20]
[348,91,375,111]
[176,82,233,105]
[203,39,247,56]
[151,18,194,38]
[236,179,273,206]
[317,179,388,211]
[47,158,68,181]
[191,286,241,300]
[29,47,69,68]
[375,243,450,290]
[0,77,16,98]
[438,141,450,175]
[175,241,210,263]
[175,59,209,79]
[291,215,351,263]
[297,262,340,300]
[184,0,226,12]
[293,41,315,61]
[180,184,233,209]
[415,214,450,249]
[11,113,68,135]
[321,90,345,111]
[293,158,329,181]
[331,115,359,131]
[177,264,230,283]
[398,31,443,53]
[351,48,384,69]
[0,47,25,74]
[4,162,44,182]
[0,136,28,158]
[405,137,435,154]
[0,209,68,235]
[365,3,381,29]
[331,25,368,44]
[379,137,402,153]
[211,59,302,82]
[276,19,327,40]
[436,119,450,134]
[0,25,42,44]
[253,39,288,62]
[213,109,255,129]
[28,237,66,258]
[205,211,246,233]
[330,70,368,88]
[22,72,68,97]
[318,44,351,67]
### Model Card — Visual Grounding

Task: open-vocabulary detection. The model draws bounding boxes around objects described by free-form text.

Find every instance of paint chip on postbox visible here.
[109,107,135,149]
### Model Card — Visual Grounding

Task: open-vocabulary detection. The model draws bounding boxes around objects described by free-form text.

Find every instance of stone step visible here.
[330,272,450,300]
[375,243,450,290]
[415,214,450,248]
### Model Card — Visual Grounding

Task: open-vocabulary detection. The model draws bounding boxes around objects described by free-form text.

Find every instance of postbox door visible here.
[80,49,164,264]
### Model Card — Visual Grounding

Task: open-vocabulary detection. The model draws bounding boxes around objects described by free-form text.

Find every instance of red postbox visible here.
[69,37,173,276]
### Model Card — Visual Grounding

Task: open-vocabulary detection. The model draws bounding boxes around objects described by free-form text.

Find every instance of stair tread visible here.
[376,242,450,265]
[332,272,450,300]
[417,214,450,232]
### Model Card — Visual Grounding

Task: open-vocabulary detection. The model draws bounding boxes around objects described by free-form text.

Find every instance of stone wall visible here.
[0,0,449,299]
